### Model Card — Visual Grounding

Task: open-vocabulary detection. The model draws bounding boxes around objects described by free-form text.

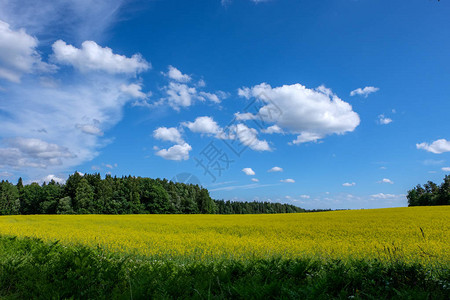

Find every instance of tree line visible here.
[0,172,304,215]
[407,175,450,206]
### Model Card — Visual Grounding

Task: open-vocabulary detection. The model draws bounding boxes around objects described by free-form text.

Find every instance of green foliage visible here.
[19,182,42,214]
[0,181,20,215]
[39,181,63,214]
[3,172,304,215]
[57,197,74,214]
[407,175,450,206]
[75,178,95,214]
[0,236,448,299]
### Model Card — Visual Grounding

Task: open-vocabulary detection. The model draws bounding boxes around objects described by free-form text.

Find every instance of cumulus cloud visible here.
[235,112,257,121]
[0,53,151,179]
[232,123,271,151]
[379,178,394,184]
[164,65,191,82]
[160,66,225,109]
[0,20,55,82]
[342,182,356,187]
[155,143,192,161]
[0,138,76,169]
[163,83,225,109]
[417,139,450,154]
[299,194,310,199]
[164,82,197,110]
[198,91,221,103]
[237,83,360,145]
[41,174,65,184]
[262,124,283,134]
[0,1,152,181]
[120,83,149,99]
[183,116,221,135]
[251,178,259,182]
[442,167,450,172]
[292,132,323,144]
[350,86,379,97]
[183,117,270,153]
[280,178,295,183]
[268,166,283,172]
[52,40,150,74]
[242,167,255,176]
[153,127,184,144]
[378,114,392,125]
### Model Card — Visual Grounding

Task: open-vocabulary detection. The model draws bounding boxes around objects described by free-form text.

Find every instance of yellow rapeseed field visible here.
[0,206,448,265]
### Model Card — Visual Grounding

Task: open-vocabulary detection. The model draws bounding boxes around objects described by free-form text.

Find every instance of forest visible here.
[0,172,304,215]
[407,174,450,206]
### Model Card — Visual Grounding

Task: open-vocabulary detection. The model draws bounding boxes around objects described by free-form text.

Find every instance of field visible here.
[1,207,449,298]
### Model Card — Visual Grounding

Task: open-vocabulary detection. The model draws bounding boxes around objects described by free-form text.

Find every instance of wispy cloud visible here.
[350,86,379,98]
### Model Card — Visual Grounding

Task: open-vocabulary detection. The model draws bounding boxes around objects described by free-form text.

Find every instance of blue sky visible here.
[0,0,449,209]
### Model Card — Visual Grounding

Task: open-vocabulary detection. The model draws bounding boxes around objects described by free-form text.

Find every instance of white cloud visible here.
[235,112,257,121]
[262,124,283,134]
[268,166,283,172]
[350,86,379,97]
[120,83,149,99]
[76,124,104,136]
[292,132,323,144]
[183,117,270,153]
[198,91,221,103]
[280,178,295,183]
[442,167,450,172]
[0,20,55,82]
[164,82,197,110]
[160,67,225,110]
[299,194,310,199]
[0,55,151,179]
[342,182,356,187]
[0,0,126,42]
[41,174,65,184]
[251,178,259,182]
[0,137,75,169]
[52,40,150,74]
[242,167,255,176]
[183,116,221,135]
[237,83,360,145]
[0,171,13,178]
[378,114,392,125]
[379,178,394,184]
[371,193,404,200]
[197,79,206,87]
[232,123,271,151]
[417,139,450,154]
[155,143,192,161]
[153,127,184,144]
[164,65,191,82]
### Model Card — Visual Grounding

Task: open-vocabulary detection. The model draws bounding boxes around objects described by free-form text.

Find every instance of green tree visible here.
[20,183,42,214]
[57,196,74,214]
[196,188,216,214]
[39,180,63,214]
[0,181,20,215]
[75,178,94,213]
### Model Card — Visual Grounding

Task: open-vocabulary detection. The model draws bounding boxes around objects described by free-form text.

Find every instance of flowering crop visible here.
[0,207,448,265]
